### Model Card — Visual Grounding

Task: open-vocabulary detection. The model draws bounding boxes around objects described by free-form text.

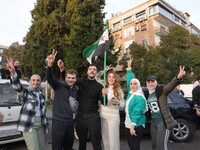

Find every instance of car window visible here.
[0,84,17,104]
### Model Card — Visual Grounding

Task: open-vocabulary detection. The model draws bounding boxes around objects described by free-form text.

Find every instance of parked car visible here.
[0,79,29,145]
[120,88,199,142]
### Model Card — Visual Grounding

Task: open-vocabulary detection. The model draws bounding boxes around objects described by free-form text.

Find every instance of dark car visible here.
[120,88,199,142]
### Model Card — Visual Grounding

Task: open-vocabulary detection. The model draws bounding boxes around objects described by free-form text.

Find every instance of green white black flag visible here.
[83,25,109,64]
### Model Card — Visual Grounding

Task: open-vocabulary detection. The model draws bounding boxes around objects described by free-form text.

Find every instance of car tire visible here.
[170,118,194,142]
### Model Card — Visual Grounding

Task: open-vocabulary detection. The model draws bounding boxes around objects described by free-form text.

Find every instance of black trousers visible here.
[75,112,102,150]
[52,119,74,150]
[125,125,145,150]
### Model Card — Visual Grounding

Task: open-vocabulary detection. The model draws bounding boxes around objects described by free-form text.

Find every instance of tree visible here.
[2,42,24,62]
[64,0,118,77]
[159,25,200,83]
[22,0,68,79]
[22,0,118,79]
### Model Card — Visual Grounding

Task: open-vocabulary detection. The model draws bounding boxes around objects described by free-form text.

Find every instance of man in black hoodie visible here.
[46,50,78,150]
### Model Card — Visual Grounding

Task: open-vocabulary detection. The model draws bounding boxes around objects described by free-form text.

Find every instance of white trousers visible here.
[101,117,120,150]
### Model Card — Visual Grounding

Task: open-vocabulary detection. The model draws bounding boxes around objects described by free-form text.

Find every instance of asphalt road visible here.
[1,108,200,150]
[1,119,200,150]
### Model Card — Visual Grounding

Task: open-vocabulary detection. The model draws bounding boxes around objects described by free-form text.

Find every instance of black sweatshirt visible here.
[60,70,103,113]
[76,78,103,113]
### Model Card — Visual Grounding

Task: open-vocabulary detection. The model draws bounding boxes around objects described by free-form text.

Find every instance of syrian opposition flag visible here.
[83,24,109,64]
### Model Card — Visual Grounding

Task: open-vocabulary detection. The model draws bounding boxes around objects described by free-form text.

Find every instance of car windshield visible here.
[0,83,19,105]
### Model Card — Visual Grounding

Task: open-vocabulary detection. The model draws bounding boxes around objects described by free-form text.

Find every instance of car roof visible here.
[0,79,29,85]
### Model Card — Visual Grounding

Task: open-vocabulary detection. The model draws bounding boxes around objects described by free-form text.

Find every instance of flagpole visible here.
[103,50,107,105]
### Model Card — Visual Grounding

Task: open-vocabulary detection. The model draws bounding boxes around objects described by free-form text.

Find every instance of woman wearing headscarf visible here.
[6,58,48,150]
[125,58,148,150]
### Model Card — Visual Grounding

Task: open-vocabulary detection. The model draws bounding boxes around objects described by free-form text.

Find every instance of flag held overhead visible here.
[83,24,109,64]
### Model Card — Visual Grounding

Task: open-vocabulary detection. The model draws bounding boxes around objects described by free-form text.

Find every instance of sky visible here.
[0,0,199,46]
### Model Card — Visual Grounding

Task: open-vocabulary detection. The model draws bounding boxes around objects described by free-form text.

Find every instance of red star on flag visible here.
[100,35,105,42]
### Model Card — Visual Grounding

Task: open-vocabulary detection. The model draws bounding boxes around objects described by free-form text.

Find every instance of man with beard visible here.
[14,60,21,78]
[59,62,103,150]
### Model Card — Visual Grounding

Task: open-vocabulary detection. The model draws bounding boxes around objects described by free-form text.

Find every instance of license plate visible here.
[0,129,21,138]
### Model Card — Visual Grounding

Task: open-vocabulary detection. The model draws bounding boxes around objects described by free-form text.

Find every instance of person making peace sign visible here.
[146,66,186,150]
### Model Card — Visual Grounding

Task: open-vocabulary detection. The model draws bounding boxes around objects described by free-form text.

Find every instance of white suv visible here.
[0,79,28,145]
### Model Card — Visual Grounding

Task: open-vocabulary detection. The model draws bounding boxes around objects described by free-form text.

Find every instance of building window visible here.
[191,28,199,35]
[181,20,185,27]
[142,39,148,46]
[174,15,179,24]
[113,22,121,29]
[141,24,147,31]
[0,48,3,54]
[124,27,135,38]
[124,40,134,51]
[158,6,173,21]
[149,5,158,16]
[136,10,146,18]
[124,16,132,24]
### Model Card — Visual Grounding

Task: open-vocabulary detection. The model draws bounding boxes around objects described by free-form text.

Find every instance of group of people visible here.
[3,50,187,150]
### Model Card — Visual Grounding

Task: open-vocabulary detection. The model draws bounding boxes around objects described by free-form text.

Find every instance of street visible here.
[1,117,200,150]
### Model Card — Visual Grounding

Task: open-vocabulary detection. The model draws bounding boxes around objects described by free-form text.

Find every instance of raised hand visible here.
[47,49,58,67]
[6,58,15,75]
[127,57,133,69]
[106,65,112,71]
[57,59,64,72]
[177,66,186,79]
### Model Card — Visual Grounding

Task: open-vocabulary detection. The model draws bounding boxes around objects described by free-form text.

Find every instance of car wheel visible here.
[170,118,194,142]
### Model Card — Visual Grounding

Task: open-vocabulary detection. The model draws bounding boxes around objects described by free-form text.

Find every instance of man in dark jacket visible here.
[46,50,78,150]
[145,66,185,150]
[192,76,200,116]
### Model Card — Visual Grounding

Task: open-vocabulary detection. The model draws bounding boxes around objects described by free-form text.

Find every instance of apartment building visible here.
[109,0,200,54]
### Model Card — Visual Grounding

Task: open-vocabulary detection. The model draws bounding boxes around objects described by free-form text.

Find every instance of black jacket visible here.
[46,67,78,122]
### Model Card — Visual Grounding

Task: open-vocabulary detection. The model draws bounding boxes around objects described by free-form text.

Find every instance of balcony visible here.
[152,13,176,28]
[154,25,169,36]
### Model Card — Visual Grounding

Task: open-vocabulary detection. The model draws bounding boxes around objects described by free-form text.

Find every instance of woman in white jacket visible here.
[100,71,124,150]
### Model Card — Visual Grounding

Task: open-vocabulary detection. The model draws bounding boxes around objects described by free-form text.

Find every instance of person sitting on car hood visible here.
[145,66,186,150]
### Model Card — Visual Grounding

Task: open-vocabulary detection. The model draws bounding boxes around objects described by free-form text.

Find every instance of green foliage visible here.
[64,0,110,77]
[2,42,24,62]
[21,0,117,79]
[160,25,190,50]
